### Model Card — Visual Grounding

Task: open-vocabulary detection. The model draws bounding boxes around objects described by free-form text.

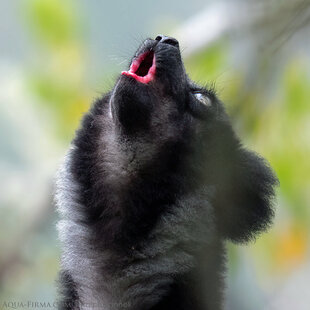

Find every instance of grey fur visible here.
[56,150,221,310]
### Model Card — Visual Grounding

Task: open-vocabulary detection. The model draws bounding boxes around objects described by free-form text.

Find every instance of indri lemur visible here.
[56,35,278,310]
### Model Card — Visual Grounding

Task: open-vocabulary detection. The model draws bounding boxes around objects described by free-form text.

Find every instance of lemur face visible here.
[109,36,219,137]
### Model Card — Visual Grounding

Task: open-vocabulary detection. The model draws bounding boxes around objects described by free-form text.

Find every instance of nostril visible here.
[155,35,179,47]
[155,35,163,42]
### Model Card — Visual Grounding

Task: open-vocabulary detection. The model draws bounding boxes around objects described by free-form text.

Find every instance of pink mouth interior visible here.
[122,51,156,84]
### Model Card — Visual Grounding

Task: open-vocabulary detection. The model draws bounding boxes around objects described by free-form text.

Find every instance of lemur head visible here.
[73,35,278,244]
[110,35,218,139]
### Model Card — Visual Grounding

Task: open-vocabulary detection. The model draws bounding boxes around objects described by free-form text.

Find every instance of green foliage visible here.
[21,0,90,141]
[21,0,80,47]
[257,61,310,222]
[184,41,227,84]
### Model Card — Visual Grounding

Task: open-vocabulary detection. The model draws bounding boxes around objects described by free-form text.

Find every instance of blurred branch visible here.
[174,0,310,57]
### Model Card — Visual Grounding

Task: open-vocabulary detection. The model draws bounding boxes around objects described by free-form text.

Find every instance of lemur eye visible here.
[194,93,212,106]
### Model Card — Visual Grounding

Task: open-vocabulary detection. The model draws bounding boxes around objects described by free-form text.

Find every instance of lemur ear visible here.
[214,148,278,243]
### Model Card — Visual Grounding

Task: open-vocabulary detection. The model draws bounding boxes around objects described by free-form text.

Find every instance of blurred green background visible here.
[1,0,309,309]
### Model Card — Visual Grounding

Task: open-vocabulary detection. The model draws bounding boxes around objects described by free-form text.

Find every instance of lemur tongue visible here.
[122,51,156,84]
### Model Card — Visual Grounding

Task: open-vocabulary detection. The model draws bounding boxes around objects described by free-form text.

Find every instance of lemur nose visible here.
[155,35,179,47]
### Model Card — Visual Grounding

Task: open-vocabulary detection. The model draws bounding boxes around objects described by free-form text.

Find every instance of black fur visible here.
[56,36,278,310]
[58,270,80,310]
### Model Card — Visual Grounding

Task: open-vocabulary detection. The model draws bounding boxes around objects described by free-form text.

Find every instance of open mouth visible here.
[121,50,156,84]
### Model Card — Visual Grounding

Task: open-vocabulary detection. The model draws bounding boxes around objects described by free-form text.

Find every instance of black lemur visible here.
[56,35,278,310]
